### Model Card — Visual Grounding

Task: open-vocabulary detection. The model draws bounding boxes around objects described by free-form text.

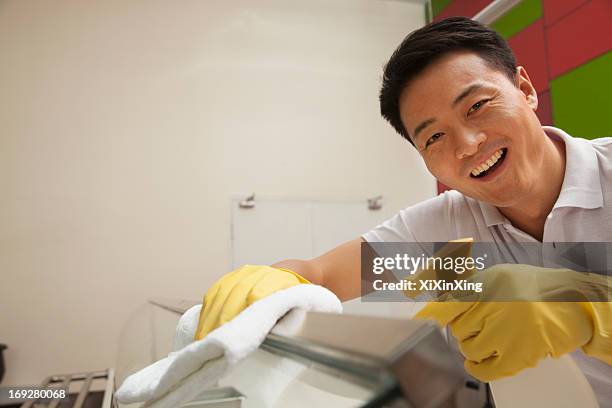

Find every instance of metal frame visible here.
[423,0,524,25]
[147,298,466,408]
[21,369,115,408]
[473,0,523,24]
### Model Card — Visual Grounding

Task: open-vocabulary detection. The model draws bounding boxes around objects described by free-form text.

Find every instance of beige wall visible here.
[0,0,429,385]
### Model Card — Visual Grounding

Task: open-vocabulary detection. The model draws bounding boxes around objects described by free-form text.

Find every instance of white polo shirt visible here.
[363,127,612,406]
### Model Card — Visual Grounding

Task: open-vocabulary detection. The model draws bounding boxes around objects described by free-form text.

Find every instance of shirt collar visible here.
[545,126,603,210]
[478,126,603,227]
[479,202,504,227]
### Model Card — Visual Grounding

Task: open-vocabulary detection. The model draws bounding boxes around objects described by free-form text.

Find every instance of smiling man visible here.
[380,20,566,241]
[195,17,612,405]
[395,52,566,240]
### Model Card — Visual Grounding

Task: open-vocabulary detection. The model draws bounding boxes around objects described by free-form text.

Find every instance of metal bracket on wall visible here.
[367,195,383,211]
[238,193,256,209]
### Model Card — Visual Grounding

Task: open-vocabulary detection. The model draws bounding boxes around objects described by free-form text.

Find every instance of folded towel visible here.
[115,284,342,408]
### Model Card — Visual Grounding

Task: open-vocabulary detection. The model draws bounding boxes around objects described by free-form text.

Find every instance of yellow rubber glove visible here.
[403,238,474,300]
[194,265,310,340]
[415,264,612,382]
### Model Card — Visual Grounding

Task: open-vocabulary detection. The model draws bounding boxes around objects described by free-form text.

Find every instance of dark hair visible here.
[380,17,517,145]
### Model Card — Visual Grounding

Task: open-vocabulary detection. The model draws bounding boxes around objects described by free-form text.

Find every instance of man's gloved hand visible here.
[415,264,611,382]
[194,265,310,340]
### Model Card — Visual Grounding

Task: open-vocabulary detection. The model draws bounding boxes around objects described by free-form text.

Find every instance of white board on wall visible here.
[231,197,423,318]
[231,198,393,268]
[231,200,314,267]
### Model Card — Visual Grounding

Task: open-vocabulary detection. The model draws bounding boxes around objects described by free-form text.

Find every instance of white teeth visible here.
[471,149,505,176]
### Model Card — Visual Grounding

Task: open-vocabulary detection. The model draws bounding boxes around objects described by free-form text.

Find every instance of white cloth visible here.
[115,285,342,408]
[362,127,612,407]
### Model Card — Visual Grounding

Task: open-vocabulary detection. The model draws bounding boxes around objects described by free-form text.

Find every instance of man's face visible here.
[399,51,543,207]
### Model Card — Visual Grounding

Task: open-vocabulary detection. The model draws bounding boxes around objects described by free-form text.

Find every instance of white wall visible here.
[0,0,430,385]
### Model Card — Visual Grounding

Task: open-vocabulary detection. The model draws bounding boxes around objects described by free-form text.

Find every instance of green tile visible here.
[431,0,452,17]
[550,52,612,140]
[491,0,542,39]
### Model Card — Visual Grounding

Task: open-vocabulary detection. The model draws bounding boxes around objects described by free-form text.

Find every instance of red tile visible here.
[536,90,553,125]
[546,0,612,78]
[508,19,549,93]
[434,0,493,22]
[543,0,589,27]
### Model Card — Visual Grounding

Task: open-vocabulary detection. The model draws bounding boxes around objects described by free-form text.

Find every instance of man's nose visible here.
[455,130,486,159]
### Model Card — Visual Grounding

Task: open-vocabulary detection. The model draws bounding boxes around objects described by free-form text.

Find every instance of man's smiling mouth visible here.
[470,148,507,178]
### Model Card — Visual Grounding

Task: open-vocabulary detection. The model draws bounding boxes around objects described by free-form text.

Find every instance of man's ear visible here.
[515,66,538,111]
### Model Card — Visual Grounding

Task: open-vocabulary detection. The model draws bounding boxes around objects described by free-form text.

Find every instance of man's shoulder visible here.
[579,136,612,173]
[587,135,612,145]
[549,127,612,179]
[429,188,477,208]
[402,188,480,221]
[406,189,462,212]
[560,128,612,154]
[588,136,612,155]
[566,134,612,202]
[375,189,489,242]
[589,138,612,194]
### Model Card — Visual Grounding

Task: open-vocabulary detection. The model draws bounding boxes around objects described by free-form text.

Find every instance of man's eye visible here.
[468,99,490,115]
[425,132,443,147]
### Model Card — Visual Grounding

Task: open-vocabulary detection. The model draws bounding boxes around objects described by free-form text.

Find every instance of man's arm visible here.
[272,237,363,302]
[195,238,364,339]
